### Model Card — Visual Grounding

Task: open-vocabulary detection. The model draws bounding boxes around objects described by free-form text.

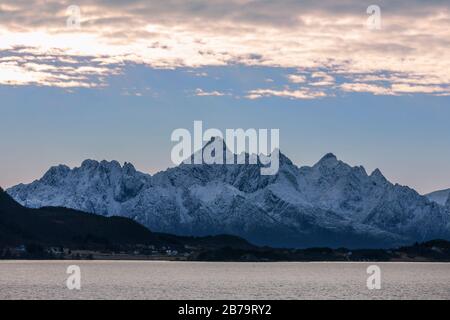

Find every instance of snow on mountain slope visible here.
[7,142,450,248]
[426,189,450,206]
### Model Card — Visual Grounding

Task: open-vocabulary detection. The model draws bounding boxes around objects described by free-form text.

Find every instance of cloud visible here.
[246,88,326,100]
[287,74,307,84]
[391,83,448,94]
[340,83,394,95]
[310,72,335,86]
[0,0,449,96]
[340,81,449,95]
[195,88,228,96]
[0,48,119,87]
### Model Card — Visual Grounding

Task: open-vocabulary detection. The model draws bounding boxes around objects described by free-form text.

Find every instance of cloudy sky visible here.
[1,0,450,194]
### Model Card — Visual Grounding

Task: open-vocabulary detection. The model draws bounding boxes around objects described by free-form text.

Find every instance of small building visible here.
[15,245,26,253]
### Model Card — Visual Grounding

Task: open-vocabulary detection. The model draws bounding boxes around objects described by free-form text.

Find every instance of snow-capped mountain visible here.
[426,188,450,206]
[7,141,450,248]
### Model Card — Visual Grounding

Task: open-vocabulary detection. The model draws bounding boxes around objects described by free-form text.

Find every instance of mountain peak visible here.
[425,188,450,206]
[42,164,71,185]
[209,136,222,143]
[123,162,137,173]
[81,159,99,168]
[80,159,123,171]
[46,164,70,173]
[322,153,337,160]
[203,136,228,151]
[371,168,387,181]
[100,160,121,169]
[278,150,293,166]
[315,153,339,168]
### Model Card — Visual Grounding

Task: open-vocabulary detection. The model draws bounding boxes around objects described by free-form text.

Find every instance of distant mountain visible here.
[0,187,252,251]
[7,141,450,248]
[426,189,450,206]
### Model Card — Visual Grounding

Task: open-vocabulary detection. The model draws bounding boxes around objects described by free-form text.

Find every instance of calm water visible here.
[0,261,449,300]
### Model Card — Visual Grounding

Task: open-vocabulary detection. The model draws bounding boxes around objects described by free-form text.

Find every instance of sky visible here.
[0,0,450,194]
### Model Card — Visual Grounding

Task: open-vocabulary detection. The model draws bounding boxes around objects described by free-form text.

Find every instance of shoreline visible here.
[2,258,450,263]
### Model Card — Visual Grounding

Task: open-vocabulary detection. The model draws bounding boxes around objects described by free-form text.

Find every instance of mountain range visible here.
[7,140,450,248]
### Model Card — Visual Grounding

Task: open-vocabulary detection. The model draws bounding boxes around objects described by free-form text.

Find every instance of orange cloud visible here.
[0,1,449,96]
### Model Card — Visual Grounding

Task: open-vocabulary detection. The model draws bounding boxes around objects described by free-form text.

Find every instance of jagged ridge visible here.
[7,141,450,248]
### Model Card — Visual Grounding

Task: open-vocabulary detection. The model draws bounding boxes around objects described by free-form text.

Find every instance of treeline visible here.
[190,239,450,262]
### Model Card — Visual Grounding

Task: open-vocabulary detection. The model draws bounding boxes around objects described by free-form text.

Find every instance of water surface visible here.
[0,261,448,300]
